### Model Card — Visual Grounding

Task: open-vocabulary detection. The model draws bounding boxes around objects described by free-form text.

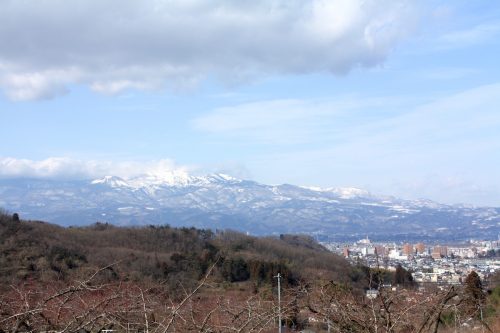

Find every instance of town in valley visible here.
[323,236,500,287]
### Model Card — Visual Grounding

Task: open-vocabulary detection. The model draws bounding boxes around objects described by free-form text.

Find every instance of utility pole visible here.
[275,273,282,333]
[479,304,484,333]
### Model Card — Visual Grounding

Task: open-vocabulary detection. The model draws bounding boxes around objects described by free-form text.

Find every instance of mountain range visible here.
[1,172,499,241]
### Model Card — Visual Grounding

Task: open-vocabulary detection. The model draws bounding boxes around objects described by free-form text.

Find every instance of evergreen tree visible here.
[393,264,414,287]
[463,271,486,319]
[464,271,485,303]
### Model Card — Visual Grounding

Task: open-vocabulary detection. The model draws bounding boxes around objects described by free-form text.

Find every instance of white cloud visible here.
[388,174,500,207]
[193,83,500,205]
[192,95,417,144]
[0,67,81,100]
[0,157,193,180]
[417,67,479,80]
[192,99,325,144]
[194,83,500,147]
[0,0,419,100]
[437,22,500,49]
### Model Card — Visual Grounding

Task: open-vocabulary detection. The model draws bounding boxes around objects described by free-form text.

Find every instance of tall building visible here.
[375,245,386,257]
[403,243,414,256]
[415,242,425,254]
[432,245,448,258]
[343,247,350,258]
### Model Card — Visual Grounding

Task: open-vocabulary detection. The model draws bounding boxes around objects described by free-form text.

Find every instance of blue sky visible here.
[1,0,500,206]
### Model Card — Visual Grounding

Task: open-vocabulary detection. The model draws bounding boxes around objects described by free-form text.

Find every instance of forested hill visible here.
[2,211,499,332]
[0,211,356,291]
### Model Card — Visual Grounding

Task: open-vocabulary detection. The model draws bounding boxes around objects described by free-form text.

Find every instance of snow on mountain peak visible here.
[196,173,241,184]
[214,173,238,181]
[91,176,129,188]
[332,187,371,199]
[145,169,193,186]
[91,171,243,189]
[301,186,371,199]
[3,175,498,239]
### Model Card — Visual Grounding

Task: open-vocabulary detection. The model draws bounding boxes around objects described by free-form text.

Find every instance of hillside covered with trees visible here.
[0,210,354,290]
[0,210,499,332]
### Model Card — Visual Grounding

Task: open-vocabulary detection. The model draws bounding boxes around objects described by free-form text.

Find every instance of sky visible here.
[1,0,500,206]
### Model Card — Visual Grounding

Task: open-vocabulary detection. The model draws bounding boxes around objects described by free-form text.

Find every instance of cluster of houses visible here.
[323,237,500,286]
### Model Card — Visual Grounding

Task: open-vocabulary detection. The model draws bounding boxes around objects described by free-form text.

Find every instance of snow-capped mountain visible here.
[0,174,499,241]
